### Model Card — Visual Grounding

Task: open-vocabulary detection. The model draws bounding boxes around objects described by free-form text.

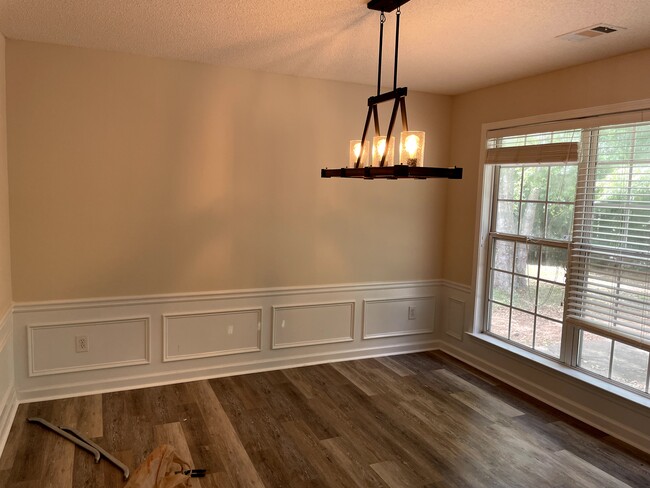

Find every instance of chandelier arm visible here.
[400,97,408,131]
[372,106,381,136]
[377,12,385,96]
[356,106,374,168]
[393,7,401,90]
[380,97,401,167]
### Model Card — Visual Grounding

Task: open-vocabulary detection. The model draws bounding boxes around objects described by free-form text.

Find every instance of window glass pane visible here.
[498,167,522,200]
[632,125,650,160]
[495,201,520,234]
[631,165,650,208]
[625,210,650,252]
[536,282,565,321]
[540,246,567,284]
[534,317,562,358]
[490,270,512,305]
[578,331,612,378]
[591,205,624,246]
[512,275,537,313]
[611,342,649,392]
[492,239,514,272]
[514,242,539,277]
[519,202,545,238]
[597,127,633,161]
[510,309,534,348]
[488,302,510,338]
[522,166,548,201]
[548,165,577,202]
[545,203,573,240]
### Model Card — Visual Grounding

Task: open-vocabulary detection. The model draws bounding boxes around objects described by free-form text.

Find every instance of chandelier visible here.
[321,0,463,180]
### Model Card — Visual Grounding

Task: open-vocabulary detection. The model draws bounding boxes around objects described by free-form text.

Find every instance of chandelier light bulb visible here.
[405,134,419,157]
[400,131,425,167]
[349,140,370,167]
[372,136,395,166]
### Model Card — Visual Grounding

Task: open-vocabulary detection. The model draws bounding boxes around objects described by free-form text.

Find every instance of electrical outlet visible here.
[408,306,416,320]
[75,335,89,353]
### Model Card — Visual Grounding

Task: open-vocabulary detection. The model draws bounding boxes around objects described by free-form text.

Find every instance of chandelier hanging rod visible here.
[373,1,402,96]
[356,4,407,169]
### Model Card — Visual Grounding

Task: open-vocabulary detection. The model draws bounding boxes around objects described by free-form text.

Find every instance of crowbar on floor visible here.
[27,417,130,480]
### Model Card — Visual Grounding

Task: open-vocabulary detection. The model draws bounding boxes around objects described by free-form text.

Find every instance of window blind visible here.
[485,142,578,165]
[567,122,650,347]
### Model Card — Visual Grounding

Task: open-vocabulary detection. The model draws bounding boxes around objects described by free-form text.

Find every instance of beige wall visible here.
[0,34,11,315]
[445,48,650,285]
[6,40,451,302]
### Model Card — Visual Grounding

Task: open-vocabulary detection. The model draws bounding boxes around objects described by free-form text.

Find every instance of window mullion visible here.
[561,128,596,366]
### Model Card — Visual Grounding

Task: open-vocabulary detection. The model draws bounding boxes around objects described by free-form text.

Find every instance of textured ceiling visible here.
[1,0,650,94]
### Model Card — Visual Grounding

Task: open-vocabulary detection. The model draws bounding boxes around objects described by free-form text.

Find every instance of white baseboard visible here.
[440,339,650,454]
[17,340,441,403]
[0,386,17,456]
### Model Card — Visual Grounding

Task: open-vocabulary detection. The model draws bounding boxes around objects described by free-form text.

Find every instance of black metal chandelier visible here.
[321,0,462,180]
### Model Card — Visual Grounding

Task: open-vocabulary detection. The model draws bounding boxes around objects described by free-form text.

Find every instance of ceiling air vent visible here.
[557,24,624,42]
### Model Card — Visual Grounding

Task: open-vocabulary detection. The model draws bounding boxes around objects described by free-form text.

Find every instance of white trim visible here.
[162,307,262,362]
[483,97,650,135]
[465,332,650,409]
[362,296,436,339]
[27,316,151,376]
[12,280,441,313]
[441,280,472,295]
[0,387,18,457]
[271,301,355,349]
[441,335,650,453]
[16,340,441,403]
[0,305,11,352]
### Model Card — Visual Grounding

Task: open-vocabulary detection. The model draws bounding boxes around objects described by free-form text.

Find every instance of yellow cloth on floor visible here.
[124,444,191,488]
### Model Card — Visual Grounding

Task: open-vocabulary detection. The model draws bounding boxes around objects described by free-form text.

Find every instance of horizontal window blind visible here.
[485,142,578,165]
[567,123,650,347]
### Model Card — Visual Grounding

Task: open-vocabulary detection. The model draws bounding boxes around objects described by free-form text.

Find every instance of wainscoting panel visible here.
[272,302,355,349]
[363,296,435,339]
[164,308,262,362]
[445,296,466,341]
[28,316,150,376]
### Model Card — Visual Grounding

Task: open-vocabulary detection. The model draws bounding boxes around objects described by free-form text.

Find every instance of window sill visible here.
[466,332,650,410]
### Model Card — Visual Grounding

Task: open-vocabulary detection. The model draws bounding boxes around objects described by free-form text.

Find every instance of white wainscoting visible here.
[440,281,472,342]
[164,308,262,362]
[445,297,466,341]
[0,306,17,456]
[27,316,150,376]
[11,280,440,403]
[272,301,355,349]
[3,280,649,457]
[362,296,435,339]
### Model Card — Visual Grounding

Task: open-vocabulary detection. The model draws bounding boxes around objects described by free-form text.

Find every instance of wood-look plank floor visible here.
[1,351,648,487]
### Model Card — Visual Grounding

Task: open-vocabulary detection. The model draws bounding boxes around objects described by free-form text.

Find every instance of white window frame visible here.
[483,162,576,362]
[472,98,650,396]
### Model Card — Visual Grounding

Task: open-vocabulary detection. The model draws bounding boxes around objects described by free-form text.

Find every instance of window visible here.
[482,122,650,396]
[487,164,576,358]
